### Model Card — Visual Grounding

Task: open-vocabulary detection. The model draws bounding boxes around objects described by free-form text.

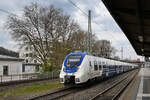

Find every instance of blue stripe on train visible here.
[107,71,116,77]
[102,71,116,77]
[63,51,86,73]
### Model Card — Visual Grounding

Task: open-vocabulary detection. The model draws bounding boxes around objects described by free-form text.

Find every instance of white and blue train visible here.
[59,51,138,84]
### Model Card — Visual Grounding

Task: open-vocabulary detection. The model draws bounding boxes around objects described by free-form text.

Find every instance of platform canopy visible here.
[102,0,150,57]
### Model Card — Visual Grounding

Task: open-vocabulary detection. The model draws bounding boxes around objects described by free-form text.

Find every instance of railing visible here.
[0,71,59,83]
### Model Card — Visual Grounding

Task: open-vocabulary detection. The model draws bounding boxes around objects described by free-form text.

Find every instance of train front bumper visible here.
[60,72,82,84]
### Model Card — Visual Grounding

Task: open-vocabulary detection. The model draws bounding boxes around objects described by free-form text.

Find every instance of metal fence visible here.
[0,71,60,83]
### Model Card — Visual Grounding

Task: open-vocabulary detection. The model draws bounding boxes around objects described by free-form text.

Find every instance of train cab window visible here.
[94,61,98,71]
[66,55,82,67]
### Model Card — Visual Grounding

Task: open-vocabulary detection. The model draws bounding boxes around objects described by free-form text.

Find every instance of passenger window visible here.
[94,61,98,71]
[89,61,92,67]
[99,65,102,70]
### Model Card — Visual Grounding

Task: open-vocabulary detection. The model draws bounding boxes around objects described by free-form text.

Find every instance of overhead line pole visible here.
[67,0,119,48]
[88,10,92,54]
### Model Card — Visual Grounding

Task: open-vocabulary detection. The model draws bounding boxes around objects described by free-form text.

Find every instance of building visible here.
[0,55,23,76]
[99,40,112,57]
[19,45,41,74]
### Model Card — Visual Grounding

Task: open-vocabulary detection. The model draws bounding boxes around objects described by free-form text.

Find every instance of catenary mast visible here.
[87,10,92,54]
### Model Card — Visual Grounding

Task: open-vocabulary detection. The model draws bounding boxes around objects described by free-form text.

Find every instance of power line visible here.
[0,8,23,21]
[0,9,18,16]
[0,1,117,43]
[0,1,117,46]
[67,0,133,60]
[67,0,88,16]
[67,0,105,41]
[67,0,118,43]
[92,0,122,42]
[0,9,10,14]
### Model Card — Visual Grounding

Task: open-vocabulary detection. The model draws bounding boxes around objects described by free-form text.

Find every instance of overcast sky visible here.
[0,0,144,60]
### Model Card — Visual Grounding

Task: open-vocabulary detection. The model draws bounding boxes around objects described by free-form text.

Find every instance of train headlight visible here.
[75,78,80,82]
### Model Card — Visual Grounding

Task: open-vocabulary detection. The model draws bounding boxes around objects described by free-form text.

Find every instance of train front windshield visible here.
[67,55,82,67]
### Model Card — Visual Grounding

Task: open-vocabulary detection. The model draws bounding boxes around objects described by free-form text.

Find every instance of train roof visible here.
[67,51,137,65]
[67,51,86,56]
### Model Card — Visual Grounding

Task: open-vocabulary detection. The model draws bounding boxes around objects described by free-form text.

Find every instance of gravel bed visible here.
[59,70,138,100]
[93,70,137,100]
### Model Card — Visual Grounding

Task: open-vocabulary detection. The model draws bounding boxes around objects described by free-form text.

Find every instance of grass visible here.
[0,81,64,97]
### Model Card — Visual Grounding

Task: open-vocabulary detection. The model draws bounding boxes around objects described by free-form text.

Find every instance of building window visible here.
[30,53,32,57]
[3,66,8,75]
[36,65,40,72]
[26,59,28,63]
[25,47,28,51]
[34,60,37,63]
[22,65,25,72]
[26,53,28,57]
[30,47,32,51]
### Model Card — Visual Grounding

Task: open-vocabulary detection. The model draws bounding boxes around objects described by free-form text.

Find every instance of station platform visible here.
[119,67,150,100]
[136,67,150,100]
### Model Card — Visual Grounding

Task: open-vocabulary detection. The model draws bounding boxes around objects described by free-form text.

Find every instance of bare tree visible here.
[6,3,80,72]
[6,3,117,72]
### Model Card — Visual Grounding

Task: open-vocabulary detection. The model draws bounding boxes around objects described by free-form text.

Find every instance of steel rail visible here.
[89,71,137,100]
[28,85,75,100]
[111,71,137,100]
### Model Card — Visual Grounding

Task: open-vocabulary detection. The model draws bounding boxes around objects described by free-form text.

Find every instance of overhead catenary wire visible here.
[93,0,120,42]
[67,0,105,42]
[67,0,119,44]
[0,9,10,14]
[0,8,23,19]
[0,2,138,60]
[0,1,117,43]
[67,0,88,16]
[67,0,139,60]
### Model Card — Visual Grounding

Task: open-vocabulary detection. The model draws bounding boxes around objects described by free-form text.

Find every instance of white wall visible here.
[0,61,22,75]
[23,65,36,74]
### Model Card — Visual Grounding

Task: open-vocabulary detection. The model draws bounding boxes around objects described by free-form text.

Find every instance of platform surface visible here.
[136,67,150,100]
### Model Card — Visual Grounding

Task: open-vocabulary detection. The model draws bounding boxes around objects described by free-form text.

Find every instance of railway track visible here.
[29,85,77,100]
[28,69,138,100]
[89,70,138,100]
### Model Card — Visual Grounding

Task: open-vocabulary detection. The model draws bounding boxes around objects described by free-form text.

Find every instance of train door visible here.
[88,60,92,78]
[103,62,109,77]
[94,60,99,77]
[88,57,94,79]
[98,61,103,76]
[90,59,96,79]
